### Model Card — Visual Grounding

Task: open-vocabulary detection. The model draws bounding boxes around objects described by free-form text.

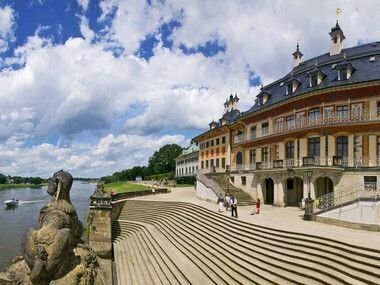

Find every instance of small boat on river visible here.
[4,198,19,207]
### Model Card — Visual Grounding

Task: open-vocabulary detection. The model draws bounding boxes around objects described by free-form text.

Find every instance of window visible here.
[308,137,320,157]
[241,176,246,186]
[250,126,257,139]
[336,105,348,117]
[333,36,338,44]
[211,140,214,147]
[216,138,220,145]
[216,148,219,155]
[222,158,226,169]
[286,141,295,159]
[262,147,269,162]
[205,160,209,168]
[377,102,380,116]
[216,158,220,168]
[230,176,234,183]
[206,141,209,148]
[310,75,318,87]
[201,161,204,169]
[222,136,226,144]
[286,115,295,125]
[338,68,348,80]
[364,176,377,190]
[377,137,380,164]
[210,159,214,167]
[221,146,226,154]
[262,122,269,135]
[192,166,194,173]
[309,108,320,120]
[210,149,214,156]
[286,83,293,95]
[250,149,256,164]
[336,136,348,158]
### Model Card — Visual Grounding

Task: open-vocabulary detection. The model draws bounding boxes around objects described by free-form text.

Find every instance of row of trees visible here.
[102,144,183,183]
[0,173,45,185]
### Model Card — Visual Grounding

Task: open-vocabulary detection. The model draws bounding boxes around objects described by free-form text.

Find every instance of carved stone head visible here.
[47,170,74,203]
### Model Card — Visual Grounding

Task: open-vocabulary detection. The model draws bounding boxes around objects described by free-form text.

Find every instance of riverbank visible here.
[0,184,44,190]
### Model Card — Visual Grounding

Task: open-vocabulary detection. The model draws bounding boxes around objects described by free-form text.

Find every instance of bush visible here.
[145,172,174,181]
[175,176,196,185]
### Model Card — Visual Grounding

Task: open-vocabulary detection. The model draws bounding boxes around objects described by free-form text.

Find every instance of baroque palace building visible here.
[194,21,380,207]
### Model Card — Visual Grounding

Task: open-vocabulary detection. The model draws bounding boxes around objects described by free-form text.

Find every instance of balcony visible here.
[234,109,380,144]
[229,156,380,172]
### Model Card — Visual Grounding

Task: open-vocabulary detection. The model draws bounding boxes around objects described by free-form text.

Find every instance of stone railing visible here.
[234,109,380,144]
[111,188,168,202]
[229,156,380,172]
[197,171,225,196]
[314,183,380,213]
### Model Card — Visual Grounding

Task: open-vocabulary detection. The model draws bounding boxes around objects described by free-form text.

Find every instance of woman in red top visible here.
[256,198,261,214]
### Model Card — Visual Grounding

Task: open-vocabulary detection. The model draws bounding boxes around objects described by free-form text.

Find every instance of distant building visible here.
[135,176,142,182]
[175,143,199,177]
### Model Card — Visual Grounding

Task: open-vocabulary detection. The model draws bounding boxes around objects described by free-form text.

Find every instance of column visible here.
[279,142,285,160]
[299,138,307,159]
[348,134,354,166]
[369,135,377,166]
[275,180,285,207]
[320,136,326,165]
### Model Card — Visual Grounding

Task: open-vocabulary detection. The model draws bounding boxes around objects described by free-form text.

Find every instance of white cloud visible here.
[1,1,380,176]
[77,0,90,11]
[0,5,15,52]
[0,133,187,177]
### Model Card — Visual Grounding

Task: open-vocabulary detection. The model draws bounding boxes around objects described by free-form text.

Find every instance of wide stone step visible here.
[122,215,356,285]
[114,201,380,284]
[123,211,373,284]
[121,201,380,260]
[120,202,379,278]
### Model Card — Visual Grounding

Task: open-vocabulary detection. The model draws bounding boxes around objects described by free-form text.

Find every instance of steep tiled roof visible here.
[243,41,380,116]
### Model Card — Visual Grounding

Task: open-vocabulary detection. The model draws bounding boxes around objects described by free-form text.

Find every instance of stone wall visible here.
[88,206,112,259]
[196,180,218,202]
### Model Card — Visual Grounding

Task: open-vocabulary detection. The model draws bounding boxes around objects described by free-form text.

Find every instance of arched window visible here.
[336,136,348,158]
[236,151,243,165]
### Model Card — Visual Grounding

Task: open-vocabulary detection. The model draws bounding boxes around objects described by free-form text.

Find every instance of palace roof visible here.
[242,41,380,117]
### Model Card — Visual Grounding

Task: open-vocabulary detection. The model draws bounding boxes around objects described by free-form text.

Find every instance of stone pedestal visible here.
[88,195,113,258]
[303,197,315,221]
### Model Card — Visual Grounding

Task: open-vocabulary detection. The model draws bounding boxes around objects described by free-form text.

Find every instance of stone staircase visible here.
[206,173,255,206]
[113,200,380,285]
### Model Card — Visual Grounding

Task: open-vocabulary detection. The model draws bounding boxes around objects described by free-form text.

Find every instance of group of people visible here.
[217,193,238,218]
[217,194,262,217]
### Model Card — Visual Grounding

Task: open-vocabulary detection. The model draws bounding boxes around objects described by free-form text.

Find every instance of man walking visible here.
[230,195,238,218]
[217,194,224,212]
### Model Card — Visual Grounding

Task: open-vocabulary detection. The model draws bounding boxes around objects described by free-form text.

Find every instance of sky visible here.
[0,0,379,178]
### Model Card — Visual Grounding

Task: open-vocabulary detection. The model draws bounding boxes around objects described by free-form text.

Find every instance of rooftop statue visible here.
[0,170,109,285]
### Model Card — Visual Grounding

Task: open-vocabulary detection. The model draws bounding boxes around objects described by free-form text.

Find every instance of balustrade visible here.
[234,108,380,144]
[226,156,380,173]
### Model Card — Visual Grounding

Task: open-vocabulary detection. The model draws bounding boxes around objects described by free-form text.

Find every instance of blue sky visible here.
[0,0,379,177]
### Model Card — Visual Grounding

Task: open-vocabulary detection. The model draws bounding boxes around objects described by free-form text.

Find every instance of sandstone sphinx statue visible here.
[0,170,109,285]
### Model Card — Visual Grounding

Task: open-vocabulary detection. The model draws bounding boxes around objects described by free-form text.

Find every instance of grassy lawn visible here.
[104,182,150,193]
[0,184,44,190]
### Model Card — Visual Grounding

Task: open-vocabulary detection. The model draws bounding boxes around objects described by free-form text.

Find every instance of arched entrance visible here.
[286,177,303,207]
[314,177,334,198]
[263,178,274,204]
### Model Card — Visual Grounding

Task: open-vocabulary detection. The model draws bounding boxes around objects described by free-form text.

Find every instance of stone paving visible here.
[130,186,380,251]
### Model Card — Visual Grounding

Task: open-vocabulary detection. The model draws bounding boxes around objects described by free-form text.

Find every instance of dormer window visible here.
[286,83,293,95]
[310,75,318,87]
[338,68,347,80]
[285,78,301,95]
[335,61,354,81]
[307,69,325,87]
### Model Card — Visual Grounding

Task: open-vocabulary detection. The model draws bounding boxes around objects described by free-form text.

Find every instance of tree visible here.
[0,173,7,184]
[148,144,183,174]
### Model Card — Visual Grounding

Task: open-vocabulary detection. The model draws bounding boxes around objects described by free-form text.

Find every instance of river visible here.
[0,181,95,270]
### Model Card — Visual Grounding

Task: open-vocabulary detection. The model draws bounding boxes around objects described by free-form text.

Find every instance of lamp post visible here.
[303,169,314,221]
